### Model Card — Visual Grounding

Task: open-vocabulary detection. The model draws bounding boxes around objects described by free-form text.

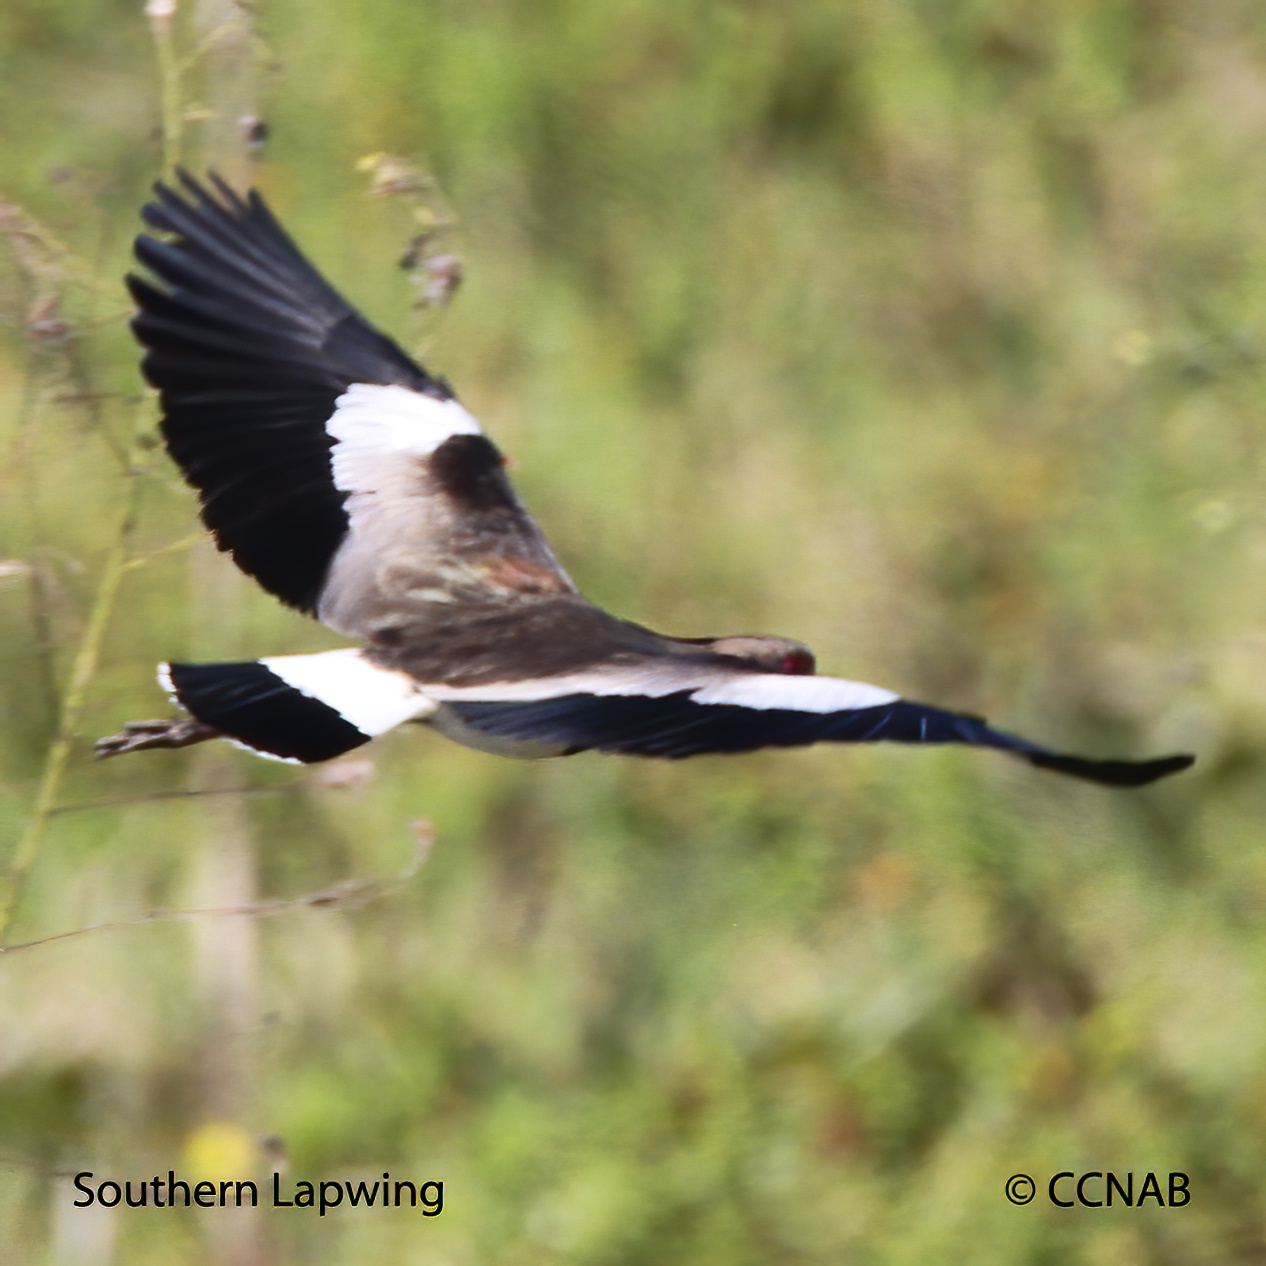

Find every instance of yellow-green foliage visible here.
[0,1,1261,1262]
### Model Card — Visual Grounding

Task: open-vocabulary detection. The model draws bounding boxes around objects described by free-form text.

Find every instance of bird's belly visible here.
[424,703,571,760]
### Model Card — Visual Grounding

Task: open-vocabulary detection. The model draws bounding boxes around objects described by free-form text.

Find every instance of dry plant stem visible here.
[182,10,266,1258]
[0,827,434,956]
[0,470,142,942]
[121,530,204,571]
[149,8,184,176]
[15,379,61,725]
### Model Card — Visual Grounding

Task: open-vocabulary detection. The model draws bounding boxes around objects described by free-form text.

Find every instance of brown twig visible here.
[0,823,434,956]
[48,783,299,816]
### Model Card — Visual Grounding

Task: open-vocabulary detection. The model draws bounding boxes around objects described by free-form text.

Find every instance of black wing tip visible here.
[138,171,255,260]
[1026,750,1195,788]
[142,169,218,225]
[155,166,228,204]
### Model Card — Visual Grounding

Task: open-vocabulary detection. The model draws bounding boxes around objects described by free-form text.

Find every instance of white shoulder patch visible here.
[688,673,899,713]
[260,647,435,736]
[326,383,482,494]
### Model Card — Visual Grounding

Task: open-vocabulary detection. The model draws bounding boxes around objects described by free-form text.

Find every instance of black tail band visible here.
[165,661,371,763]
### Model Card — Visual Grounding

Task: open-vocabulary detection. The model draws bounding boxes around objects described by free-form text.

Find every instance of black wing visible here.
[444,692,1194,787]
[129,170,448,613]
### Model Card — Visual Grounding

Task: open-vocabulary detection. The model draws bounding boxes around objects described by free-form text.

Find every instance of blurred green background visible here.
[1,0,1263,1261]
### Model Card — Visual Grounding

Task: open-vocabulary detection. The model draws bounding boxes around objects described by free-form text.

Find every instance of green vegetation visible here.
[1,1,1263,1261]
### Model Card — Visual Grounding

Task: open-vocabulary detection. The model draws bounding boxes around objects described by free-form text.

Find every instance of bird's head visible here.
[704,636,817,675]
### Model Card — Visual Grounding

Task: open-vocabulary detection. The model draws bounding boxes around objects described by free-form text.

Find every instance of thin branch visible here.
[17,399,63,726]
[0,468,143,941]
[121,530,205,571]
[24,552,80,722]
[48,783,297,816]
[0,823,434,956]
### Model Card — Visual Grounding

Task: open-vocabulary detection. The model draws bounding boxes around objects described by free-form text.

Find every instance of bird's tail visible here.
[160,649,427,763]
[932,709,1194,787]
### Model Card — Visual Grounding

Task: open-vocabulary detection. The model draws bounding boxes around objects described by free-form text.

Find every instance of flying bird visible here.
[95,172,1194,788]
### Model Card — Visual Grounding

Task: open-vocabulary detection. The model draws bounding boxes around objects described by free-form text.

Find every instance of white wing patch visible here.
[689,673,899,713]
[260,648,435,736]
[327,383,482,494]
[157,661,179,703]
[426,665,899,713]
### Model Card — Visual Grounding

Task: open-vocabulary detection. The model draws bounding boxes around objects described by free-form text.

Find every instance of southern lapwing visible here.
[95,172,1194,787]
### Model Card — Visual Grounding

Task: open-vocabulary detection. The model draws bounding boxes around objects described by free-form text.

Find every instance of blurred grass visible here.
[1,0,1265,1261]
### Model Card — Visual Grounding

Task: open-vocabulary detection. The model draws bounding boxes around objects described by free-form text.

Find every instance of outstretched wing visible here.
[129,171,573,622]
[432,671,1194,787]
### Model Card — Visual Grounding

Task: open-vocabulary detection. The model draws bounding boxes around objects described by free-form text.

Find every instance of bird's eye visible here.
[782,650,814,675]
